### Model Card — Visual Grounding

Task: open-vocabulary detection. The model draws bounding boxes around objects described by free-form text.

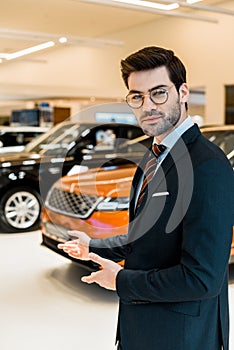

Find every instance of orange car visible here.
[41,164,136,269]
[41,125,234,268]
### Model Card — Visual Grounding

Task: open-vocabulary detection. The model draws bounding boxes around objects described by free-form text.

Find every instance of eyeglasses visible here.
[126,86,174,109]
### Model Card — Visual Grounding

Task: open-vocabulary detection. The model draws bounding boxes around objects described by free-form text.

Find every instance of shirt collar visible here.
[154,116,194,150]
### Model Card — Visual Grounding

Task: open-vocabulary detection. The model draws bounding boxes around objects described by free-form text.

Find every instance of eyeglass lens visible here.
[126,88,168,109]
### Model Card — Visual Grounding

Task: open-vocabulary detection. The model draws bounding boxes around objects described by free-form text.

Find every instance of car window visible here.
[25,123,92,154]
[202,130,234,154]
[22,131,45,144]
[94,129,116,151]
[0,132,24,147]
[77,126,120,156]
[218,133,234,155]
[0,131,44,148]
[78,124,147,155]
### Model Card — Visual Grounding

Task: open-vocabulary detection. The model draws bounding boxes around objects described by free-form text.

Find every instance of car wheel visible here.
[0,187,42,232]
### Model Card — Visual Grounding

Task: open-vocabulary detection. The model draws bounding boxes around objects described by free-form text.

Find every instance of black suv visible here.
[0,117,148,232]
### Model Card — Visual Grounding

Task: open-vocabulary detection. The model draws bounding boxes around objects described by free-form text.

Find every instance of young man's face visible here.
[127,66,189,141]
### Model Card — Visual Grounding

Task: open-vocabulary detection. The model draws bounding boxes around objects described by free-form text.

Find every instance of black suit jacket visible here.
[90,124,234,350]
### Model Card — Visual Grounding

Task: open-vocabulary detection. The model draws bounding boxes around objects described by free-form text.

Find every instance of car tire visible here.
[0,187,42,233]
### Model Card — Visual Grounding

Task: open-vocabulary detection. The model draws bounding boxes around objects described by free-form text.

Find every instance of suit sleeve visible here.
[89,164,141,262]
[89,232,128,262]
[116,158,234,304]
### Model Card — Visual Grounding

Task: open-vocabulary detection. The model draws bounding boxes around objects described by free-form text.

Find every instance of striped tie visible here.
[136,143,166,210]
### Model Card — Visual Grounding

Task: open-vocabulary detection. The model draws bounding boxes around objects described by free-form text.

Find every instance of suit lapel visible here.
[129,151,150,218]
[131,124,201,218]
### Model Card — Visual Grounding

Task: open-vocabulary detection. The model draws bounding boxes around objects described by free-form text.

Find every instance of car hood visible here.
[54,165,137,198]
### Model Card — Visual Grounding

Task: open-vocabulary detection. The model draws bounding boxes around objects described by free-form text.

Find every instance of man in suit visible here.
[58,46,234,350]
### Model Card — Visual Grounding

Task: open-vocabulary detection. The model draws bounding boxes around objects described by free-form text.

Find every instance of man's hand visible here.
[81,253,123,291]
[57,230,90,260]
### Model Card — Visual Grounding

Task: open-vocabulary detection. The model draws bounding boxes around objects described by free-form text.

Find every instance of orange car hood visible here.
[54,165,137,198]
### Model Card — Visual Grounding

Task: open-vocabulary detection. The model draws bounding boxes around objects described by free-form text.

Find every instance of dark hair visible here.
[121,46,188,109]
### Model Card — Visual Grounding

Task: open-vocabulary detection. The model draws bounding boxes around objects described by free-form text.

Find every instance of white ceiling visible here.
[0,0,233,103]
[0,0,232,55]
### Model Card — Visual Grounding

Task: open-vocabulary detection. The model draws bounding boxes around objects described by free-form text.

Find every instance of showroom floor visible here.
[0,231,233,350]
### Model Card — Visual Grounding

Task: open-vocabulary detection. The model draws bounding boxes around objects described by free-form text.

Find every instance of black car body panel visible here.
[0,120,148,232]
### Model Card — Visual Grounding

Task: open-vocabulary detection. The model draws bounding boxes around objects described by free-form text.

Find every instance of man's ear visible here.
[179,83,189,104]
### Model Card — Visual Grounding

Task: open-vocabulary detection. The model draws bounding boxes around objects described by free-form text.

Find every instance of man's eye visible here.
[132,94,143,101]
[151,89,166,97]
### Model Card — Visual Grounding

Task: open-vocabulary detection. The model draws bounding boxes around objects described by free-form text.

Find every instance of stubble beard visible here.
[140,100,181,138]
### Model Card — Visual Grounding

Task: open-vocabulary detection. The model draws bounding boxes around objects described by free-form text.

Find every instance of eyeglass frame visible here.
[125,85,174,109]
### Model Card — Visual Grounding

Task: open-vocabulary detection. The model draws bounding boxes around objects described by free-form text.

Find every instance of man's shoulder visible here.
[189,133,231,172]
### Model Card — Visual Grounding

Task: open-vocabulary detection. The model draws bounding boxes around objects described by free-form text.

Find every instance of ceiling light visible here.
[6,41,55,60]
[0,53,10,59]
[59,37,68,44]
[187,0,202,3]
[0,29,124,48]
[113,0,179,10]
[80,0,218,22]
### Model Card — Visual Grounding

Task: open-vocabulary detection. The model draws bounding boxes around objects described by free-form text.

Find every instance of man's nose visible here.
[142,94,156,111]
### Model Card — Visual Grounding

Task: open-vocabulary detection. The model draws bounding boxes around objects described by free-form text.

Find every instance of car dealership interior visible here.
[0,1,234,349]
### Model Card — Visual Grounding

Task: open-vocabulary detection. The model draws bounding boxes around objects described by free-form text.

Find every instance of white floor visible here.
[0,230,233,350]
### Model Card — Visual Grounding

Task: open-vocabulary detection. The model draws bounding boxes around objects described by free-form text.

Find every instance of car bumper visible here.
[41,221,100,271]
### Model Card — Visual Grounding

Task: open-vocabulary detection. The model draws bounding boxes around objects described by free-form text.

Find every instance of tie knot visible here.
[152,143,166,157]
